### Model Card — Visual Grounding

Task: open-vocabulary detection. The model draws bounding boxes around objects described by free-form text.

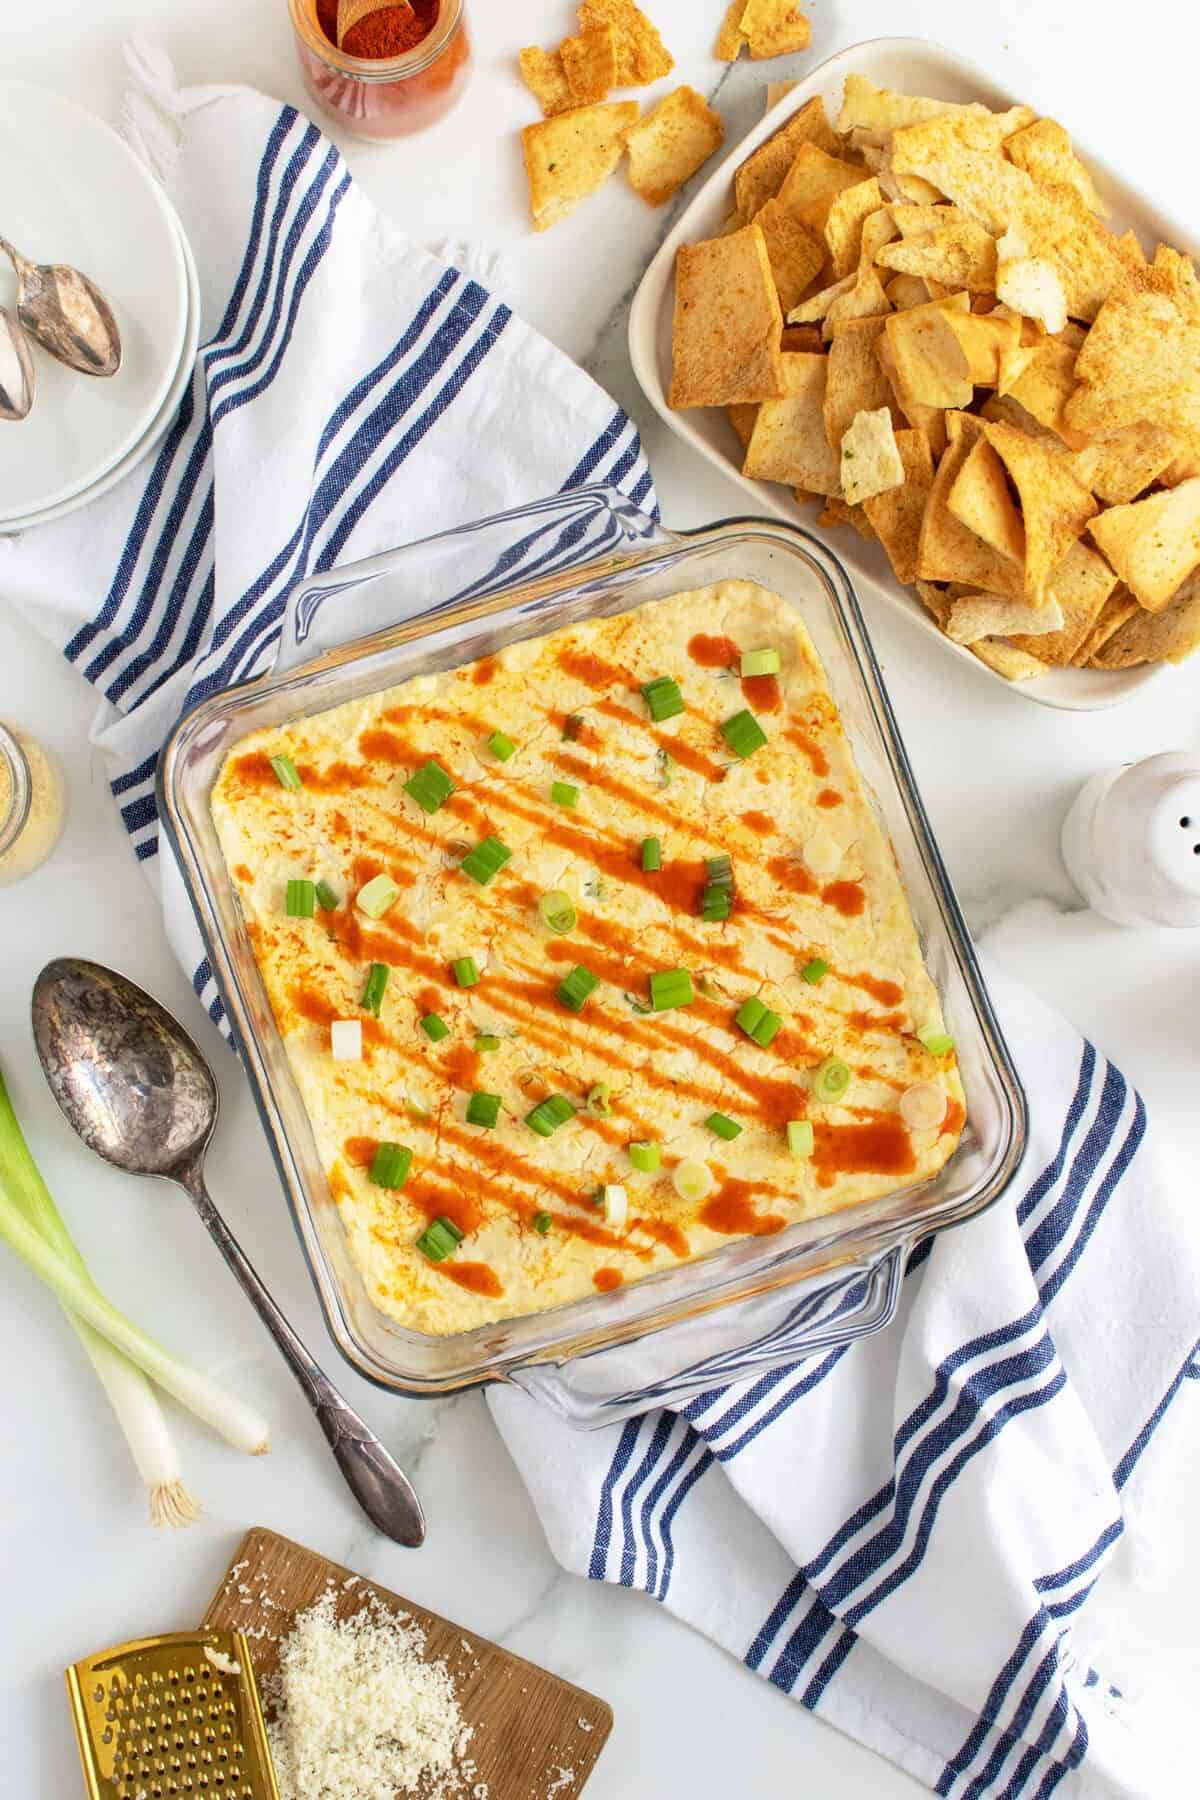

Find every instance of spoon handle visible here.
[177,1164,425,1547]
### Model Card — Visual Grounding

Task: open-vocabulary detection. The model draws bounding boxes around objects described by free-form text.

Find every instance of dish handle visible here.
[505,1243,907,1428]
[273,484,671,676]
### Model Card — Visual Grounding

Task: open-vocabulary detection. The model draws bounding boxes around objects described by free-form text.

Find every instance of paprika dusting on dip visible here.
[288,0,470,140]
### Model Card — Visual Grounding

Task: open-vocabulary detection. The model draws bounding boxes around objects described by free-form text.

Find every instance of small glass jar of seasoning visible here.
[288,0,471,140]
[0,722,67,886]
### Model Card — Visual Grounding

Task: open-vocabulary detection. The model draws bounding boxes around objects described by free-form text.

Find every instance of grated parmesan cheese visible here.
[265,1586,483,1800]
[203,1646,242,1676]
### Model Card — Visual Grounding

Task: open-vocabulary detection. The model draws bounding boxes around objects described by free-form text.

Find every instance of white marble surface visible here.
[1,2,1198,1796]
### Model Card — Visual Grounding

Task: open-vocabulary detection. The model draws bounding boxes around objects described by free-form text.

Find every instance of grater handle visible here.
[177,1162,426,1547]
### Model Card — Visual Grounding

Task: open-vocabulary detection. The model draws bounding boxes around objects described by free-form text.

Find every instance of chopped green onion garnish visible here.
[735,995,782,1047]
[787,1119,814,1159]
[812,1056,852,1104]
[551,781,580,809]
[641,836,662,872]
[563,714,583,741]
[557,965,600,1012]
[487,730,516,762]
[629,1141,661,1173]
[641,676,685,723]
[460,835,512,886]
[525,1094,576,1137]
[475,1034,501,1053]
[533,1211,553,1235]
[415,1215,464,1263]
[657,747,674,787]
[701,853,735,921]
[649,968,693,1011]
[270,753,303,790]
[285,879,315,919]
[420,1013,450,1041]
[314,879,340,913]
[801,958,829,984]
[601,1183,628,1228]
[369,1142,413,1189]
[466,1090,501,1129]
[586,1082,612,1115]
[357,874,400,919]
[741,647,781,677]
[361,963,389,1016]
[706,1112,742,1141]
[403,758,455,814]
[919,1030,955,1056]
[452,956,480,989]
[539,890,577,934]
[721,709,768,760]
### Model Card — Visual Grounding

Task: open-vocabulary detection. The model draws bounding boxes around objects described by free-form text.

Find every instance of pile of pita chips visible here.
[668,72,1200,679]
[520,5,724,227]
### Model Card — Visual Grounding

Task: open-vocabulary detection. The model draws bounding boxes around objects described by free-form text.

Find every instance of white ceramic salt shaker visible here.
[1061,751,1200,927]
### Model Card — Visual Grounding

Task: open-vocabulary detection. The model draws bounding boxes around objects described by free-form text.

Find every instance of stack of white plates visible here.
[0,82,200,534]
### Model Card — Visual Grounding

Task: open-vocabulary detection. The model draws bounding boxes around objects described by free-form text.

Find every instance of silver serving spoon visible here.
[31,957,425,1548]
[0,305,34,421]
[1,237,122,377]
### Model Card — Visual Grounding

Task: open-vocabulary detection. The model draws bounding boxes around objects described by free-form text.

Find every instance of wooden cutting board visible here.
[202,1527,612,1799]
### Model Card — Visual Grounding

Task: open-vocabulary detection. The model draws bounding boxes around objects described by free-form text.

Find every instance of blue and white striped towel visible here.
[491,962,1200,1799]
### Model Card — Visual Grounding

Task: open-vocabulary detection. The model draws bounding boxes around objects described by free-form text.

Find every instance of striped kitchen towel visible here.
[0,40,654,1031]
[491,962,1200,1800]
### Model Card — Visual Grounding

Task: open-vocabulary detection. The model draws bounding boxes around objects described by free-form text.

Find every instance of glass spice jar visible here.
[287,0,471,141]
[0,723,67,886]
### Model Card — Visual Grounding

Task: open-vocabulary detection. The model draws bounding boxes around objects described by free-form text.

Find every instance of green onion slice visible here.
[357,874,400,919]
[452,956,480,989]
[525,1094,576,1137]
[369,1143,413,1189]
[361,962,389,1016]
[539,890,577,935]
[415,1215,464,1263]
[487,730,516,762]
[812,1056,852,1104]
[657,747,674,787]
[420,1013,450,1042]
[465,1090,501,1129]
[285,879,315,919]
[919,1029,955,1056]
[629,1141,661,1173]
[562,714,583,741]
[557,965,600,1012]
[550,781,579,809]
[801,958,829,984]
[741,647,781,677]
[403,758,455,814]
[649,968,693,1012]
[460,835,512,886]
[533,1211,553,1235]
[787,1119,815,1159]
[586,1082,612,1116]
[735,994,782,1048]
[641,836,662,873]
[314,879,340,913]
[270,753,303,790]
[641,676,685,723]
[706,1112,742,1141]
[721,709,768,760]
[475,1034,501,1053]
[700,853,735,921]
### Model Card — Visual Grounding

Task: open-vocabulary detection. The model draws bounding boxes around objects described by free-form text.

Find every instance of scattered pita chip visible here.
[861,428,934,584]
[1007,538,1117,661]
[522,101,640,231]
[917,413,1027,595]
[560,24,619,103]
[946,592,1063,644]
[969,638,1050,681]
[715,0,747,59]
[944,309,1021,386]
[670,223,785,406]
[1004,117,1108,217]
[877,218,997,292]
[626,87,724,207]
[1067,257,1200,446]
[876,329,947,461]
[518,45,575,118]
[777,145,865,225]
[884,294,973,409]
[840,407,905,506]
[1087,478,1200,610]
[884,273,932,310]
[780,322,822,351]
[823,315,895,450]
[818,496,878,539]
[1075,421,1176,506]
[743,352,842,493]
[739,0,812,59]
[948,437,1026,564]
[578,0,673,86]
[824,177,884,280]
[734,98,840,219]
[995,255,1068,334]
[1090,568,1200,666]
[727,403,759,451]
[754,198,825,312]
[984,418,1098,601]
[1071,587,1140,664]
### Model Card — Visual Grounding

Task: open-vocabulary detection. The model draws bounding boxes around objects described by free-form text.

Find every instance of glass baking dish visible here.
[158,485,1027,1424]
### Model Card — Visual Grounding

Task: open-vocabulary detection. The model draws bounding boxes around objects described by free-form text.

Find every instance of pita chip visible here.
[823,314,896,450]
[777,144,865,226]
[876,329,947,461]
[948,436,1026,564]
[945,592,1064,644]
[917,413,1027,596]
[743,352,842,494]
[754,198,825,313]
[1089,568,1200,667]
[818,496,878,539]
[1075,420,1177,506]
[1004,117,1108,216]
[522,102,640,231]
[1071,587,1140,664]
[1087,478,1200,611]
[670,223,785,407]
[995,255,1069,334]
[626,87,725,207]
[983,419,1098,601]
[861,428,935,585]
[739,0,812,59]
[518,45,575,118]
[726,403,759,452]
[733,98,839,219]
[969,638,1051,681]
[824,177,884,279]
[876,218,998,292]
[715,0,747,59]
[884,293,973,409]
[578,0,673,85]
[1066,256,1200,446]
[561,23,619,103]
[1007,538,1117,661]
[840,407,905,506]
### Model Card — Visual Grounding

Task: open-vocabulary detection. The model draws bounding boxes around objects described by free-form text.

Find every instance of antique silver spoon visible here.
[0,237,122,377]
[31,957,426,1547]
[0,305,34,421]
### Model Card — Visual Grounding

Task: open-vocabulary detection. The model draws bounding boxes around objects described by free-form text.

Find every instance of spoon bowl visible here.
[1,237,122,378]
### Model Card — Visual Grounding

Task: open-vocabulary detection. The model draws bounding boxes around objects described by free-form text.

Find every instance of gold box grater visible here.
[64,1630,281,1800]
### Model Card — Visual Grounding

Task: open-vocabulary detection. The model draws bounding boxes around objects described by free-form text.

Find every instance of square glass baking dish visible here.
[159,485,1027,1423]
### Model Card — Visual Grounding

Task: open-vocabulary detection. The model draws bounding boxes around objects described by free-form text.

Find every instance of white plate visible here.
[629,36,1193,712]
[0,81,189,523]
[0,211,200,535]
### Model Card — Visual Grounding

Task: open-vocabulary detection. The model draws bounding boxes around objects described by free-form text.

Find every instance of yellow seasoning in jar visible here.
[0,723,66,885]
